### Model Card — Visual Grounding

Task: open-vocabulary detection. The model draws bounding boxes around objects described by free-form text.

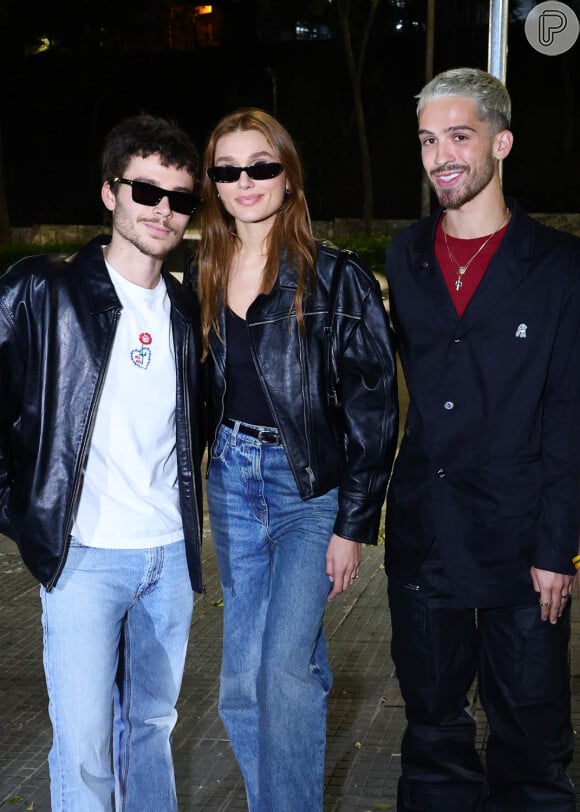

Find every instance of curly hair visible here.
[101,113,200,184]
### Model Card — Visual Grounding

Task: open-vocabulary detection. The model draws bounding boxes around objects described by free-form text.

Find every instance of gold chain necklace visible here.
[444,208,510,292]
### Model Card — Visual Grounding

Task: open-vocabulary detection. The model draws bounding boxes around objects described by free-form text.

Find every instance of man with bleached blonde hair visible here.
[385,67,580,811]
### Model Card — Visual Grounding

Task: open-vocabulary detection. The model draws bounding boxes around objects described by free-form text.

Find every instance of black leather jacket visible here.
[0,236,205,591]
[188,242,398,544]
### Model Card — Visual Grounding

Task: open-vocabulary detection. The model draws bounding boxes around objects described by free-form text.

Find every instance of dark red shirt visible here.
[435,215,510,317]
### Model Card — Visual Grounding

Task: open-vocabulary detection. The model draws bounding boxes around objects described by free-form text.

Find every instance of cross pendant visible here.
[455,278,462,291]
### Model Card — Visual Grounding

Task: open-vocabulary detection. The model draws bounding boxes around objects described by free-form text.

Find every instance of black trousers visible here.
[388,559,575,811]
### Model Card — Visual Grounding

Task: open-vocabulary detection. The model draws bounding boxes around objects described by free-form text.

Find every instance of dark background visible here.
[2,0,580,225]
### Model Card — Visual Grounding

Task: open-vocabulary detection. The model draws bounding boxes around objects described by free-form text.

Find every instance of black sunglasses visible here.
[207,162,284,183]
[112,177,200,215]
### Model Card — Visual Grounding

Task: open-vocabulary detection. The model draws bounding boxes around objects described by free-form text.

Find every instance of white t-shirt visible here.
[71,260,183,548]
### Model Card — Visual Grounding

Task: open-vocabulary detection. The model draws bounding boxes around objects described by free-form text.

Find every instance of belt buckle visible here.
[257,429,280,445]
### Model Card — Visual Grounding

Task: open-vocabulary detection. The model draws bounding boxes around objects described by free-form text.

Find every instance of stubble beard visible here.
[430,152,496,210]
[112,206,182,260]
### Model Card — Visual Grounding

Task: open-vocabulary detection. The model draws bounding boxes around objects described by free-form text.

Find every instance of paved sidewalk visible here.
[1,529,579,811]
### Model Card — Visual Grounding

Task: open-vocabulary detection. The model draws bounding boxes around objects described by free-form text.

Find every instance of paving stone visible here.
[1,532,579,810]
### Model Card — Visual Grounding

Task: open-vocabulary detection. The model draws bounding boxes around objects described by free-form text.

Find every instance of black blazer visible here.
[385,200,580,607]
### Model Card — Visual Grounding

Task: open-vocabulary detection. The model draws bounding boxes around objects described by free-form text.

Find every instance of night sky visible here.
[3,0,580,225]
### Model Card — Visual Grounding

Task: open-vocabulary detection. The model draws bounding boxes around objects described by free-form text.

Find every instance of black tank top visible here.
[224,307,276,427]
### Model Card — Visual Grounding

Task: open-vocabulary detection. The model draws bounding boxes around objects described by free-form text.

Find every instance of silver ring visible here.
[561,594,570,600]
[539,600,552,607]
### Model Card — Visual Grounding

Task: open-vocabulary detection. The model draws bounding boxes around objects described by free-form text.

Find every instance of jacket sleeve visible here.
[0,296,19,539]
[333,275,399,544]
[535,256,580,575]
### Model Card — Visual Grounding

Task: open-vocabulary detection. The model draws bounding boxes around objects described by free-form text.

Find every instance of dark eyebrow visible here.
[418,124,478,137]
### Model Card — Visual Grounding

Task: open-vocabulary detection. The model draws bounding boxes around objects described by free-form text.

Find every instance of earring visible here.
[285,187,291,195]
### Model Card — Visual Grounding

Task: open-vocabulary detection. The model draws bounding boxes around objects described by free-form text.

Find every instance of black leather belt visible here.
[222,418,282,445]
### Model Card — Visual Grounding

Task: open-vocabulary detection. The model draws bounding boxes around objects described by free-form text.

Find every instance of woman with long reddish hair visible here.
[186,108,398,810]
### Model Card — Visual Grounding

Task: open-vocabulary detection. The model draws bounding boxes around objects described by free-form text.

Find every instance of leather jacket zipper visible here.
[246,323,296,470]
[48,308,121,590]
[297,326,316,496]
[181,325,204,596]
[208,338,227,475]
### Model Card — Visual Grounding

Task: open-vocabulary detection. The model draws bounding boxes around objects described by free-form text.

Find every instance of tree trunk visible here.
[0,125,11,245]
[337,0,378,232]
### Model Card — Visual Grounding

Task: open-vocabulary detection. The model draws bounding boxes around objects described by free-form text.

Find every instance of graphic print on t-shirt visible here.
[131,331,152,369]
[72,260,183,549]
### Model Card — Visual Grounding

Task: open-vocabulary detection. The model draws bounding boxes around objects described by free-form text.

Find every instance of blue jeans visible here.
[41,540,194,812]
[207,422,338,812]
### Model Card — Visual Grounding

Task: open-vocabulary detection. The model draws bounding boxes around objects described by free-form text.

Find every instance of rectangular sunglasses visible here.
[112,177,200,215]
[207,162,283,183]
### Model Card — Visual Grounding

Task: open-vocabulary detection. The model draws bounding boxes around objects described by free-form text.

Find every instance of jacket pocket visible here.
[210,426,230,463]
[475,455,541,524]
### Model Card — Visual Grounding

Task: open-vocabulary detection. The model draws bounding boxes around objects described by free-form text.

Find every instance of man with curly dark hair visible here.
[0,113,204,811]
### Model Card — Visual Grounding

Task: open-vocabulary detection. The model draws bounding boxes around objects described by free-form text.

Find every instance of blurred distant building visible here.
[167,4,224,49]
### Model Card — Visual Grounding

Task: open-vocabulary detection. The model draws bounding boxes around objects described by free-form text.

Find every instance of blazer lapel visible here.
[405,201,536,337]
[407,211,459,329]
[456,201,535,334]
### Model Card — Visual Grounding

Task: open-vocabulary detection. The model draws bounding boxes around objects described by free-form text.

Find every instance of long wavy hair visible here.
[197,108,317,359]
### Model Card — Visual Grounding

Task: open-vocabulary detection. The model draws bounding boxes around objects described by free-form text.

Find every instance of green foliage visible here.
[332,234,391,276]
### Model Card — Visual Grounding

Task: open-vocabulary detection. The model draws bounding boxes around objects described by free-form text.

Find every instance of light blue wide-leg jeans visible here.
[207,421,338,812]
[41,539,193,812]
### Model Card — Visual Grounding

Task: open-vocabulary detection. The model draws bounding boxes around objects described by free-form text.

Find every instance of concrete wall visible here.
[310,213,580,241]
[11,213,580,247]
